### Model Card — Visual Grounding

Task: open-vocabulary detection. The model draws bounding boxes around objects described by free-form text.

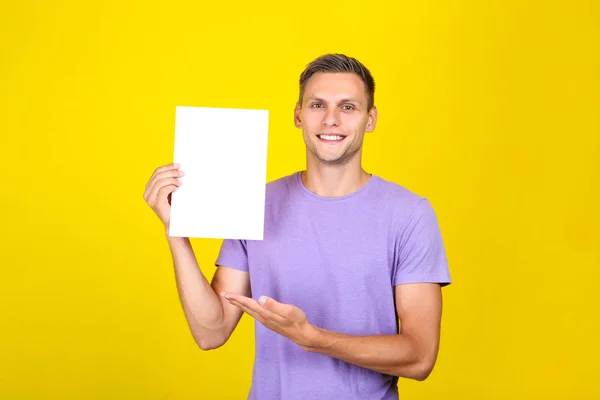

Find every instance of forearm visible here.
[167,235,225,341]
[303,327,432,381]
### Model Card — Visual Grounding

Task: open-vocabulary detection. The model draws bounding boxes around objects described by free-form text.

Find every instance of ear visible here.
[365,105,378,133]
[294,102,302,128]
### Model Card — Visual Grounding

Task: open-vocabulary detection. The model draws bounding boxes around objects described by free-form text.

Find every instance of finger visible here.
[158,184,179,205]
[229,298,286,327]
[146,177,182,204]
[145,164,183,192]
[154,163,180,176]
[145,169,184,198]
[227,299,265,323]
[227,295,286,324]
[225,294,263,314]
[148,176,182,193]
[146,163,179,187]
[258,296,293,318]
[145,178,181,206]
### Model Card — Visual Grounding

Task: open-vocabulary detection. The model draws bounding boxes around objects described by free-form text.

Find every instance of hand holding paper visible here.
[143,163,184,232]
[167,106,269,240]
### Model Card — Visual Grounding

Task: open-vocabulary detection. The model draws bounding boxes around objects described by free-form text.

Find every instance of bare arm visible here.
[224,282,444,380]
[143,163,250,350]
[168,235,250,350]
[302,283,443,380]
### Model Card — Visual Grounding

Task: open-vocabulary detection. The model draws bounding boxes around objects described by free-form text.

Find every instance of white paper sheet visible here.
[168,106,269,240]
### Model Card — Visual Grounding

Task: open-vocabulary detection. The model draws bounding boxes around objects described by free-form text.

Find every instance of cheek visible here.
[343,118,360,132]
[349,116,369,131]
[302,114,322,131]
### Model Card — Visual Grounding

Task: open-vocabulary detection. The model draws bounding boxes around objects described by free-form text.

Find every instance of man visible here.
[143,53,451,399]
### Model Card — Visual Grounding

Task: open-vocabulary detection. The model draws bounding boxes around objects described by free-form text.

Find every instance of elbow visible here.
[394,350,436,381]
[409,359,436,381]
[194,332,227,351]
[197,337,226,351]
[197,340,221,351]
[412,364,433,381]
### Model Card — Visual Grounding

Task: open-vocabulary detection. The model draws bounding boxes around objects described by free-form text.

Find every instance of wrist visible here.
[165,231,189,246]
[298,324,324,352]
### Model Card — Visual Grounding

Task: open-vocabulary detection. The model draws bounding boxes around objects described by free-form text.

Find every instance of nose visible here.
[322,107,340,127]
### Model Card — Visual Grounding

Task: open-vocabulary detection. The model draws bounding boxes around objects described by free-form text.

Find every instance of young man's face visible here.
[295,72,377,166]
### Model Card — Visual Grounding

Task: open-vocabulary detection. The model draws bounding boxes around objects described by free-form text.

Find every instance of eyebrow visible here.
[307,96,362,105]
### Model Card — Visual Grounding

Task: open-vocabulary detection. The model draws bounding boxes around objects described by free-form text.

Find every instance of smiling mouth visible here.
[317,134,346,142]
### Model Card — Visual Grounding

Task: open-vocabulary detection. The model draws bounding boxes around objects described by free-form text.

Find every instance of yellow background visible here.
[1,0,599,399]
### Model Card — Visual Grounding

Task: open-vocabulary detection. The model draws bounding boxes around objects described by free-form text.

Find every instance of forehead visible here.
[304,72,367,102]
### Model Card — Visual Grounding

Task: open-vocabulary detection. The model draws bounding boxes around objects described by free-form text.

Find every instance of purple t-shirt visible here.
[216,171,451,400]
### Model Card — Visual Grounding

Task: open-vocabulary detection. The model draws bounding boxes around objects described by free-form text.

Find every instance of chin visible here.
[315,153,350,165]
[316,147,361,166]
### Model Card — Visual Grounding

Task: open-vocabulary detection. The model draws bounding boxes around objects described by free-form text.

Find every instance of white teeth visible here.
[319,135,344,141]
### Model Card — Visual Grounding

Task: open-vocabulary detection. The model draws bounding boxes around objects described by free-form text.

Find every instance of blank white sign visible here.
[168,106,269,240]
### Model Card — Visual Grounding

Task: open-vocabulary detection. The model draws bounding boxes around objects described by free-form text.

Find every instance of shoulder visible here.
[370,175,438,227]
[371,175,425,209]
[264,172,298,206]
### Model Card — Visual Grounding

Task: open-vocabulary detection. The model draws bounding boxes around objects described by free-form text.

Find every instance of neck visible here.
[302,156,371,198]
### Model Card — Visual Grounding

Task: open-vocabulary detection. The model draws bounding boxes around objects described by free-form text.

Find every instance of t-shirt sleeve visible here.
[215,239,249,272]
[393,198,451,287]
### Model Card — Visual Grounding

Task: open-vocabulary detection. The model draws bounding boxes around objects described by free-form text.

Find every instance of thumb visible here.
[258,296,270,306]
[259,296,290,315]
[259,296,281,309]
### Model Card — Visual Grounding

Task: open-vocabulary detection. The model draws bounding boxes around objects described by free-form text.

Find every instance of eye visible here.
[342,105,355,111]
[311,103,324,108]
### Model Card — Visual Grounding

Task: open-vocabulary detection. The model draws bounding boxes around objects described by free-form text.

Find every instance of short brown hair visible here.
[298,53,376,110]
